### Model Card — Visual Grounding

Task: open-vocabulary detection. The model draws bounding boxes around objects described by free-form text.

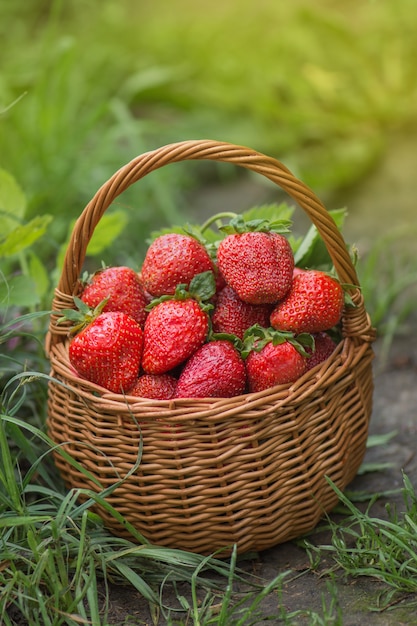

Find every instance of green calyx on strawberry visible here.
[241,324,314,359]
[242,325,313,393]
[57,296,109,334]
[216,215,295,305]
[58,297,144,394]
[217,214,292,236]
[145,270,216,313]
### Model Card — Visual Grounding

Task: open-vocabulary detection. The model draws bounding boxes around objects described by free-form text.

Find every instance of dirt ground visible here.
[99,329,417,625]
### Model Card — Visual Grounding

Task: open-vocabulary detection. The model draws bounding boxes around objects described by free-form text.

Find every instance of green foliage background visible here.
[1,0,417,308]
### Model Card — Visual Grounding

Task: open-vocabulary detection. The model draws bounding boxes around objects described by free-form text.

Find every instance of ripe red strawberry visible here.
[81,266,148,327]
[212,285,272,340]
[68,311,143,393]
[270,269,344,334]
[175,340,246,398]
[141,233,215,297]
[217,222,294,305]
[129,373,177,399]
[141,272,214,375]
[142,298,209,375]
[243,327,308,392]
[305,332,337,371]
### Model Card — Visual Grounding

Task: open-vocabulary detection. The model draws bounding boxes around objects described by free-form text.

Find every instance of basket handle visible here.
[49,140,372,346]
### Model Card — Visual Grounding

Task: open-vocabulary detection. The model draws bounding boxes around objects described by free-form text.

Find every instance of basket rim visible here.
[47,331,374,418]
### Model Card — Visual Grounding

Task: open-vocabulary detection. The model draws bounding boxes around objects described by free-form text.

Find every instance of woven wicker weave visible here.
[46,140,376,555]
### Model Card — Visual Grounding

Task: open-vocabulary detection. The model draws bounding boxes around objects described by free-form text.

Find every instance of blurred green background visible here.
[1,0,416,332]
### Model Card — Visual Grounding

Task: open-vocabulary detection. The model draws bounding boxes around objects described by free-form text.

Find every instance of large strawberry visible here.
[243,326,310,392]
[270,269,344,334]
[129,373,177,400]
[141,272,214,375]
[81,265,148,327]
[216,217,294,305]
[212,285,272,340]
[67,309,143,393]
[141,233,215,297]
[175,340,247,398]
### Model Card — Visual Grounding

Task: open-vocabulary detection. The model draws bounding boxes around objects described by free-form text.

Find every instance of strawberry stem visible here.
[200,212,238,233]
[210,331,243,352]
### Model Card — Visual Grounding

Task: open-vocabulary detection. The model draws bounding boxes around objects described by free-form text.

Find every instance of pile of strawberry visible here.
[60,214,345,400]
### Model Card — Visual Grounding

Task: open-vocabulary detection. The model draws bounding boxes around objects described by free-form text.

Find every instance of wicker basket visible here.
[46,140,376,556]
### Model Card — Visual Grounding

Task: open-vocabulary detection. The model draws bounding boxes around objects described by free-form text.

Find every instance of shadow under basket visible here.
[46,140,376,556]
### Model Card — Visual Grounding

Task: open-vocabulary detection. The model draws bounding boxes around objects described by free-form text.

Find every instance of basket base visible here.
[47,338,374,556]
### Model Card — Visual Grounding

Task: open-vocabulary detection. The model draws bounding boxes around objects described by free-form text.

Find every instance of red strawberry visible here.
[212,285,272,340]
[142,299,209,375]
[129,373,177,399]
[243,327,308,392]
[270,269,344,334]
[305,332,337,371]
[175,340,246,398]
[68,311,143,393]
[81,266,148,327]
[141,233,215,297]
[217,221,294,304]
[141,272,214,375]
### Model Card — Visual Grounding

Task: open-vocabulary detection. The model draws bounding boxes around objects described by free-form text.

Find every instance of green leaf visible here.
[0,169,27,235]
[291,332,315,357]
[0,274,40,308]
[242,203,295,224]
[0,215,52,258]
[28,252,51,302]
[366,431,397,448]
[54,209,129,279]
[357,462,396,475]
[294,208,348,269]
[87,209,128,256]
[189,270,216,302]
[182,223,207,245]
[241,324,271,358]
